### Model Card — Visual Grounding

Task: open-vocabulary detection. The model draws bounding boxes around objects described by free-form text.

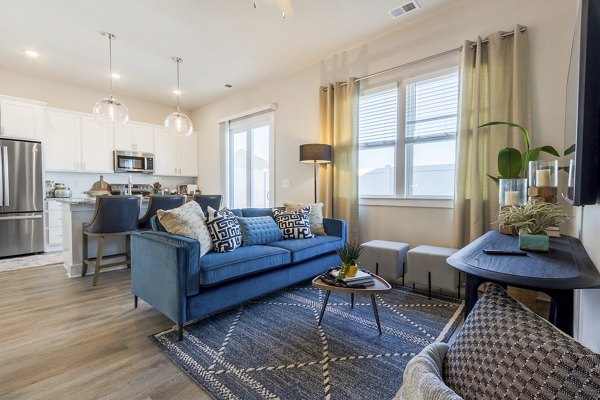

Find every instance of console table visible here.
[447,231,600,336]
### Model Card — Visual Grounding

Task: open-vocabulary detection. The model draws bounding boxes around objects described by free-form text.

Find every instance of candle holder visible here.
[528,160,558,203]
[498,178,527,235]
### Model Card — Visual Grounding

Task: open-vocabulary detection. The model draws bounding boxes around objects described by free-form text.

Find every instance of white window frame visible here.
[358,55,460,207]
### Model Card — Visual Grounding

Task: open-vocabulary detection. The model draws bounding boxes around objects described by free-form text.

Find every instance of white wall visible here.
[192,0,577,249]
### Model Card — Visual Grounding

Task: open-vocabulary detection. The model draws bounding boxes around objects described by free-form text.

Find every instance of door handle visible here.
[0,146,3,207]
[0,214,43,220]
[266,191,271,201]
[2,146,8,207]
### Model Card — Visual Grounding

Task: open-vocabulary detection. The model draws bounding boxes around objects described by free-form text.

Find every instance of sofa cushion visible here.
[273,207,314,239]
[268,235,342,263]
[197,245,291,286]
[399,342,463,400]
[237,216,282,246]
[444,283,600,400]
[206,207,242,253]
[156,201,212,257]
[283,202,326,236]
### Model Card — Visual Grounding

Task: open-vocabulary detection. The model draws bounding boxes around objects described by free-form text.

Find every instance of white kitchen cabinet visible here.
[114,122,154,153]
[0,96,45,140]
[80,116,113,172]
[153,128,197,176]
[44,200,63,251]
[45,110,113,173]
[45,109,80,171]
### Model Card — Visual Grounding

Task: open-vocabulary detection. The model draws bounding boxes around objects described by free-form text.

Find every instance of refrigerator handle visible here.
[2,146,8,207]
[0,146,3,207]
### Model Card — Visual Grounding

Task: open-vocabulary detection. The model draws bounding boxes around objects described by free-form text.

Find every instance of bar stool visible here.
[194,194,222,215]
[138,195,186,230]
[82,195,140,286]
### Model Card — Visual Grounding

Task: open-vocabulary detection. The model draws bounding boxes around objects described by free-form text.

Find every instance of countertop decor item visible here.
[85,175,111,197]
[92,32,129,128]
[164,57,193,137]
[499,201,568,252]
[299,143,332,203]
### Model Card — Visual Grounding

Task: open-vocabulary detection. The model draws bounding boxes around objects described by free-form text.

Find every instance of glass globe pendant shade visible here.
[164,111,193,137]
[93,96,129,128]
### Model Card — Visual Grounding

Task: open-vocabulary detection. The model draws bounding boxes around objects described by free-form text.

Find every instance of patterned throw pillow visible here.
[237,216,282,246]
[444,283,600,399]
[156,201,212,257]
[272,207,314,239]
[283,202,326,236]
[205,206,242,253]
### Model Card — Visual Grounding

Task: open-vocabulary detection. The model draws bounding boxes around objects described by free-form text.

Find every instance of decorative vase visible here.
[518,230,549,252]
[347,264,359,277]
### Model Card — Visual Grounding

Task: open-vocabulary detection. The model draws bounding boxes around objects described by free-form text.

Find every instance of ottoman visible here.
[406,245,460,299]
[360,240,410,283]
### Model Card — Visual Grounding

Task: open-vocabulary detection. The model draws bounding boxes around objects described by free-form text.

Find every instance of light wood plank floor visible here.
[0,264,210,400]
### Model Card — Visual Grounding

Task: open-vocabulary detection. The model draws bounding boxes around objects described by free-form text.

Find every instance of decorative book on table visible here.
[328,269,375,287]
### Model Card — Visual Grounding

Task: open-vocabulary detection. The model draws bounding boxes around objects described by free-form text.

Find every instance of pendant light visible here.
[93,32,129,128]
[164,57,193,137]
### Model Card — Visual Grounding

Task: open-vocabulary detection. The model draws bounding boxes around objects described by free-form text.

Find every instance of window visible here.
[358,67,459,199]
[227,112,274,208]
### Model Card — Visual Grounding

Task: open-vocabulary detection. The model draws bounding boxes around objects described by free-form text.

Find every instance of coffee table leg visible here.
[351,293,354,309]
[371,294,382,335]
[318,290,331,326]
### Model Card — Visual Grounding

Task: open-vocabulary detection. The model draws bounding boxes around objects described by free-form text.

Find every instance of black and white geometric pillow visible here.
[272,206,314,239]
[206,207,242,253]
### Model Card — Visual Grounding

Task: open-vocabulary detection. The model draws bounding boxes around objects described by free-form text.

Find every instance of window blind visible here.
[405,71,458,141]
[358,86,397,147]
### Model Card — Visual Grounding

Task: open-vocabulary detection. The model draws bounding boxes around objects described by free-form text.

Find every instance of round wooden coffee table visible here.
[311,273,392,335]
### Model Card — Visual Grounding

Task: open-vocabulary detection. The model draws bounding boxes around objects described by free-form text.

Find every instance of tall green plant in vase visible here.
[335,242,364,281]
[480,121,560,183]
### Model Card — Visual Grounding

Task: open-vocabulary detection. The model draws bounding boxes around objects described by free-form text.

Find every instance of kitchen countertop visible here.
[47,197,150,205]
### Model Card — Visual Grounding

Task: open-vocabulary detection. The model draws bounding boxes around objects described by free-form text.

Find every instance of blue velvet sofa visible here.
[130,207,347,340]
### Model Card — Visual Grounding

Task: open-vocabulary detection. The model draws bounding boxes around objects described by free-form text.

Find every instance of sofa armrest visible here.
[323,218,347,242]
[131,231,201,324]
[398,342,463,400]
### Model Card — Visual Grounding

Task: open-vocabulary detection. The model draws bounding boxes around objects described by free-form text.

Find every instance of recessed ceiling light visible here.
[24,49,39,58]
[172,89,181,95]
[111,73,121,79]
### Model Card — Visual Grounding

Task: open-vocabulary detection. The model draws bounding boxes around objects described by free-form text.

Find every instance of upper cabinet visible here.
[154,128,198,177]
[114,122,155,153]
[44,110,113,173]
[0,96,45,140]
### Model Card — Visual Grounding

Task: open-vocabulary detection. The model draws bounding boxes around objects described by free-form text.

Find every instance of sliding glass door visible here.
[229,112,274,208]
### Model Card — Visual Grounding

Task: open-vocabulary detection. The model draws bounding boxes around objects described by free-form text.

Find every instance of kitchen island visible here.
[58,198,148,277]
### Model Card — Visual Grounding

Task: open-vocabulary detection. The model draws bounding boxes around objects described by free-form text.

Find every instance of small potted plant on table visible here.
[335,242,364,281]
[500,201,568,252]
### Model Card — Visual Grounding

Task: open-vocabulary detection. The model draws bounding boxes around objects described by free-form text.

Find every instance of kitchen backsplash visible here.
[45,172,197,198]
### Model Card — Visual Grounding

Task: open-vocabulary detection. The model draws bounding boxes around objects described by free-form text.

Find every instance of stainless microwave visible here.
[113,150,154,174]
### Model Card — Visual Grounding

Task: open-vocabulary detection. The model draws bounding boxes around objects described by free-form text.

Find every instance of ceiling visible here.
[0,0,451,109]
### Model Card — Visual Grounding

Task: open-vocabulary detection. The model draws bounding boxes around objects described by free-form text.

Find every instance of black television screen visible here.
[564,0,600,206]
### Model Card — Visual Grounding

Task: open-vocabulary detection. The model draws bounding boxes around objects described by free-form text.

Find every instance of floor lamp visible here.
[299,143,332,203]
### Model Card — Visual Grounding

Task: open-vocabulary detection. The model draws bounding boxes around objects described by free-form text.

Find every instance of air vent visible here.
[389,1,420,18]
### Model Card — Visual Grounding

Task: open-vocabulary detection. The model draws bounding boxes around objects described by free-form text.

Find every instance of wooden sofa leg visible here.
[177,324,184,341]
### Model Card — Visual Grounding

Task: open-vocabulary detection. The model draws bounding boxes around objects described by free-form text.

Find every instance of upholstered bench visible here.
[360,240,409,283]
[399,283,600,400]
[406,245,459,298]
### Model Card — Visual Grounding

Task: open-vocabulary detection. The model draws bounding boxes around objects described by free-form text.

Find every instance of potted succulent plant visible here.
[335,242,364,280]
[500,201,568,252]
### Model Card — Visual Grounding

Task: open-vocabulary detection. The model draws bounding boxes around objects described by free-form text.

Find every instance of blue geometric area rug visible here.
[152,284,464,400]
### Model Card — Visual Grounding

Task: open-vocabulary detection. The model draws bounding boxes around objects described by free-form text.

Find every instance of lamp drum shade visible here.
[299,144,332,164]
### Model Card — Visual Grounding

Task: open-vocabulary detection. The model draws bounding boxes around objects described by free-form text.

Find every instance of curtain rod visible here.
[332,26,527,87]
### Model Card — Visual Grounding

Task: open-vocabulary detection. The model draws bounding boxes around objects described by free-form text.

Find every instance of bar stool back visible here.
[138,195,186,230]
[82,195,140,285]
[194,194,222,215]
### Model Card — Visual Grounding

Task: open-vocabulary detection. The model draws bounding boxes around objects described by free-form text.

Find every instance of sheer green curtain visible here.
[319,80,359,243]
[454,25,531,247]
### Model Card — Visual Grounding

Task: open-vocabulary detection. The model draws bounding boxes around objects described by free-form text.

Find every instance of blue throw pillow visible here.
[236,216,282,246]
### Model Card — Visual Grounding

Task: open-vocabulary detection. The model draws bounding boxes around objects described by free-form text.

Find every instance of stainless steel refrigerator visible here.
[0,139,44,258]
